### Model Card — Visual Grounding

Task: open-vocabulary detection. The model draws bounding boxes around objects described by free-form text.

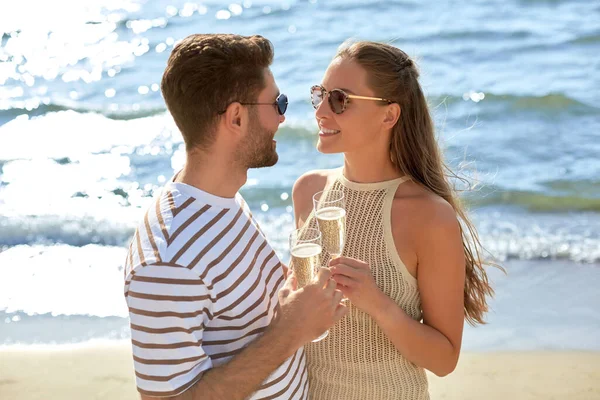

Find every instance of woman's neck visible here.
[342,146,403,183]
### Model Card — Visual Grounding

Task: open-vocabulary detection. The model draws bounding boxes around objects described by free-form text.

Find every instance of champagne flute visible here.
[313,190,347,301]
[313,190,346,259]
[289,227,329,342]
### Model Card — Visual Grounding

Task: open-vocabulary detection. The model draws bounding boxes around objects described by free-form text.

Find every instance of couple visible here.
[123,34,494,400]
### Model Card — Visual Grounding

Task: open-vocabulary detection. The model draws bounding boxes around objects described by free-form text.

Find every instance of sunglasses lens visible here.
[311,86,324,109]
[330,90,346,114]
[277,94,288,115]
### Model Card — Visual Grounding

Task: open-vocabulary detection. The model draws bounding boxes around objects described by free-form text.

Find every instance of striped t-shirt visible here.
[123,181,308,398]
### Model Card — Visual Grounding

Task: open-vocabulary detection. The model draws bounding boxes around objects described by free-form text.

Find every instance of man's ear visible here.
[382,103,401,129]
[222,102,244,131]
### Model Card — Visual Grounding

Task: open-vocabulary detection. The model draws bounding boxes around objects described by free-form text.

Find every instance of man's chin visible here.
[263,153,279,167]
[248,152,278,169]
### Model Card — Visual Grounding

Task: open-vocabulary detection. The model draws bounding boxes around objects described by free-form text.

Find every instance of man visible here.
[123,34,346,399]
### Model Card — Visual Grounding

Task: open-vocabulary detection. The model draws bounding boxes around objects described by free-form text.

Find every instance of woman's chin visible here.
[316,140,342,154]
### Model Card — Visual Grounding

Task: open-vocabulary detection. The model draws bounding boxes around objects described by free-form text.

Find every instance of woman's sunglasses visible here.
[240,93,288,115]
[310,85,392,114]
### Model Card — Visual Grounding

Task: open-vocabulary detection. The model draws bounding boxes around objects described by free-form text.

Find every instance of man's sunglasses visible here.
[310,85,393,114]
[219,93,288,116]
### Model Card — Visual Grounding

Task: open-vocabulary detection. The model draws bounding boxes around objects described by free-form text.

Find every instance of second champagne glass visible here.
[289,227,329,342]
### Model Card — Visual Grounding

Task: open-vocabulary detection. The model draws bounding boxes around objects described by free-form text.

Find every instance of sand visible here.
[0,342,598,400]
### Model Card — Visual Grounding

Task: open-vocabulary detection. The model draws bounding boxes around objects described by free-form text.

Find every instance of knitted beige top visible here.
[304,169,429,400]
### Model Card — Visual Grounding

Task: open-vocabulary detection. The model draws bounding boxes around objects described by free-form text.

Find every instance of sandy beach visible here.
[0,342,598,400]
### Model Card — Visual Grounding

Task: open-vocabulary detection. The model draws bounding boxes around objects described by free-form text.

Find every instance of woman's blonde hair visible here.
[337,41,500,325]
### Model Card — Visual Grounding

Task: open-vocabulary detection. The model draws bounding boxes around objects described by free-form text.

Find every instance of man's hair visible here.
[161,34,274,151]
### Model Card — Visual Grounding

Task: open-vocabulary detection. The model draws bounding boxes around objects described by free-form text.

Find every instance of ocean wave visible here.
[0,210,598,320]
[430,92,599,114]
[0,110,178,161]
[1,202,599,261]
[0,311,130,345]
[0,109,317,165]
[0,97,315,123]
[1,195,598,248]
[419,29,532,42]
[474,210,600,264]
[2,91,594,128]
[0,211,138,248]
[468,188,600,212]
[568,33,600,45]
[0,101,166,122]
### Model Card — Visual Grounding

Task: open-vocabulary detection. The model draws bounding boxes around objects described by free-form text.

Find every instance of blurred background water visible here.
[0,0,599,348]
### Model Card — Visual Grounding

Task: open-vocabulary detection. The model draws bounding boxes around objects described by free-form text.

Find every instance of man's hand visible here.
[275,268,347,345]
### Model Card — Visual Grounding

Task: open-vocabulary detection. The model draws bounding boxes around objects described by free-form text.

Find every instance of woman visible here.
[292,41,497,399]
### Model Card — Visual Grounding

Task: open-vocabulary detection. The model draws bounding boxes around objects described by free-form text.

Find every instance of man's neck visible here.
[174,152,247,199]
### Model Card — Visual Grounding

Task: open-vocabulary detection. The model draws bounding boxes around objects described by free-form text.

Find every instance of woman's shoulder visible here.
[292,168,339,199]
[292,168,340,222]
[390,183,462,269]
[391,182,459,233]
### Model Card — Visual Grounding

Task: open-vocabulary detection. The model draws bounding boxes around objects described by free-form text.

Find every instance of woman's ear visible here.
[382,103,401,129]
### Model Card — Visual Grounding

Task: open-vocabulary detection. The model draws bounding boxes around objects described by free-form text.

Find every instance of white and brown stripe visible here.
[124,183,307,399]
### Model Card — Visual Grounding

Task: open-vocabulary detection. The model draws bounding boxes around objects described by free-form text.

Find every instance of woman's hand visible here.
[329,256,388,316]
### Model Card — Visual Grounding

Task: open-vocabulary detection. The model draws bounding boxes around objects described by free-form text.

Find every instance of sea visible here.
[1,0,599,350]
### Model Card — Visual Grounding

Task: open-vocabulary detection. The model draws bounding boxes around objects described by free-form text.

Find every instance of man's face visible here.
[236,69,285,169]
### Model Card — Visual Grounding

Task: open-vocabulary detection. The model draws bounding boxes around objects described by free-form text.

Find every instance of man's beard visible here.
[236,113,279,169]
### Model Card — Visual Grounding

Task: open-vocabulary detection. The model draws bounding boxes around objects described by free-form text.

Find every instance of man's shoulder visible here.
[155,185,196,221]
[127,187,242,268]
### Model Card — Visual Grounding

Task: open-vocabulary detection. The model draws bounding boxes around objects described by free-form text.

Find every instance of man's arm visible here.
[133,267,345,400]
[150,319,297,400]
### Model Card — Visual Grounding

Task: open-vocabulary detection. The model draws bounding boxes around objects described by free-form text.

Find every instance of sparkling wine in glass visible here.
[313,190,348,302]
[313,190,346,259]
[289,227,328,342]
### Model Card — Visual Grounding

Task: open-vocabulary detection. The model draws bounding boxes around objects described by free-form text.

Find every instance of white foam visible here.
[291,242,322,258]
[475,210,600,263]
[0,110,182,247]
[315,206,346,220]
[0,244,129,318]
[0,110,180,161]
[0,0,140,34]
[0,200,143,247]
[0,338,131,352]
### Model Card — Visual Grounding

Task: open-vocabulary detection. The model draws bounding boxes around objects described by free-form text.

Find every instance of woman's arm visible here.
[330,200,465,376]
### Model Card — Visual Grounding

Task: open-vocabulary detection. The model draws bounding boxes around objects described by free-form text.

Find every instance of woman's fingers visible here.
[330,256,370,270]
[334,302,349,320]
[332,289,344,305]
[324,275,337,295]
[330,263,360,278]
[314,267,332,288]
[331,274,356,287]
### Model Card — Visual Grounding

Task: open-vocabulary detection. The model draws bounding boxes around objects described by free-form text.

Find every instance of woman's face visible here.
[314,57,391,155]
